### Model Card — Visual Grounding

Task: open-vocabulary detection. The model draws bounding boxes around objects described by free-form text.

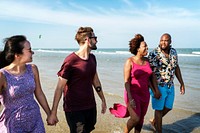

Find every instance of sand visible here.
[41,93,200,133]
[1,92,200,132]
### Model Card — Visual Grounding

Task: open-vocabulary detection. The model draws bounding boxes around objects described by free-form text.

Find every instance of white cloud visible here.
[121,0,133,7]
[0,1,200,48]
[68,2,94,13]
[0,1,199,28]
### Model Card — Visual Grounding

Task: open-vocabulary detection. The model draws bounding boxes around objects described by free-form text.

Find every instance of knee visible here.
[166,108,172,112]
[155,110,162,114]
[130,116,140,124]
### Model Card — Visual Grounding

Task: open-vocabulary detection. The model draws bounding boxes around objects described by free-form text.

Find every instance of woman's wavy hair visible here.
[129,34,144,55]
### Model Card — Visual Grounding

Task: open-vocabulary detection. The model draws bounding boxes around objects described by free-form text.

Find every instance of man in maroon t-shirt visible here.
[48,27,107,133]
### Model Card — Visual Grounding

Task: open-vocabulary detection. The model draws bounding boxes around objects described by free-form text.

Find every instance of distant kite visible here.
[39,35,42,39]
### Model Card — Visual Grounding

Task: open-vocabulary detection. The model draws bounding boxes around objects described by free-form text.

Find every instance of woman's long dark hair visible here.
[0,35,26,68]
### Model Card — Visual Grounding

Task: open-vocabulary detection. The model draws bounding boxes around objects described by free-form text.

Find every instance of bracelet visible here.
[95,86,102,92]
[130,99,135,103]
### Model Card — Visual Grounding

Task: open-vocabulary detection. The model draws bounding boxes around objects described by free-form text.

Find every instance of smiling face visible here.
[18,41,34,63]
[159,34,171,51]
[137,41,148,56]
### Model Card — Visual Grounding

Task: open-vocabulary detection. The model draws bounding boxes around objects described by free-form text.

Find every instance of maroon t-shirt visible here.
[57,52,96,112]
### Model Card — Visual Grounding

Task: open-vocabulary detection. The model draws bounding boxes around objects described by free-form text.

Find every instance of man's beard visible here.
[90,42,97,50]
[159,44,171,51]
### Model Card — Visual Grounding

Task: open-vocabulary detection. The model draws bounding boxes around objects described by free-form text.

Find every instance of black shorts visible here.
[65,107,97,133]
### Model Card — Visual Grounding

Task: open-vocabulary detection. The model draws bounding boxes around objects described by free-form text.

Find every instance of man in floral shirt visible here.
[148,33,185,133]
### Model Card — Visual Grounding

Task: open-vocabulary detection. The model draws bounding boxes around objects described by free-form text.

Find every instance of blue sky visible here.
[0,0,200,48]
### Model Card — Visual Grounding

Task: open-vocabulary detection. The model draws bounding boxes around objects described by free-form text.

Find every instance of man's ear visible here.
[84,36,89,41]
[85,36,90,43]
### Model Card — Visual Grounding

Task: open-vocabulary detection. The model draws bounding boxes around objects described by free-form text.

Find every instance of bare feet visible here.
[149,118,156,131]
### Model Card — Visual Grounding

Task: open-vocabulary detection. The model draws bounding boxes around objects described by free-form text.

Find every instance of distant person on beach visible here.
[0,35,51,132]
[110,34,161,133]
[47,27,107,132]
[148,33,185,133]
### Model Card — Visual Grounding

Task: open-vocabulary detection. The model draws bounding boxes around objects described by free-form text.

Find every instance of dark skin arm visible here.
[145,57,161,99]
[149,72,161,99]
[124,58,136,108]
[175,65,185,94]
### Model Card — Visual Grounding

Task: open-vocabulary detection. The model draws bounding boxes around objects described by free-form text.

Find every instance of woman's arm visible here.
[0,72,6,107]
[124,58,135,108]
[0,72,5,95]
[32,64,51,117]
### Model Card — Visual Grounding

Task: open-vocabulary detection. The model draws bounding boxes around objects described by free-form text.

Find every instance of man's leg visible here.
[155,110,162,133]
[154,107,171,133]
[162,85,174,117]
[85,107,97,133]
[150,85,167,132]
[65,111,86,133]
[162,107,171,117]
[153,85,174,132]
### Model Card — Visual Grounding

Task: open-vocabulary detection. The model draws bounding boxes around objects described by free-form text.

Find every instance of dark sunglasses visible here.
[89,36,97,40]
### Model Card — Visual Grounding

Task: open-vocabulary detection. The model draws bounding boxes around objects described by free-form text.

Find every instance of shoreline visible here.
[41,93,200,133]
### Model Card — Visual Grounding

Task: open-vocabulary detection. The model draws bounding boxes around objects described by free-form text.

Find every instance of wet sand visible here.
[41,93,200,133]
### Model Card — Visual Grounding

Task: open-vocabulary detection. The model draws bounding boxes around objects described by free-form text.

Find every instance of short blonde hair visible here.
[75,27,93,44]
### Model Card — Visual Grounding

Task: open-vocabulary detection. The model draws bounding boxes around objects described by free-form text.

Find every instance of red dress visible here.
[110,61,152,131]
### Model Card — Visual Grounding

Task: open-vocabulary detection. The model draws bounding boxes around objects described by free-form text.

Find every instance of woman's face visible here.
[138,41,148,56]
[18,41,34,63]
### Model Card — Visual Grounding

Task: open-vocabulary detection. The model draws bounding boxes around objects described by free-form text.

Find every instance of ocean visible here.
[33,48,200,114]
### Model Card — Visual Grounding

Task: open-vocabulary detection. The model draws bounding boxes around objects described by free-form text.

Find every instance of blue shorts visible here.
[150,85,175,110]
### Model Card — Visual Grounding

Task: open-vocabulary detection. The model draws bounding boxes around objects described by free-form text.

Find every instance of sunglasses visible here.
[89,36,97,40]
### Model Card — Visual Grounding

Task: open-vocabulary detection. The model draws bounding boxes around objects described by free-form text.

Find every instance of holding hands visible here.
[47,112,59,126]
[153,90,162,99]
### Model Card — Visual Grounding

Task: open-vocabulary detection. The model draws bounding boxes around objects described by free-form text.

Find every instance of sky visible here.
[0,0,200,48]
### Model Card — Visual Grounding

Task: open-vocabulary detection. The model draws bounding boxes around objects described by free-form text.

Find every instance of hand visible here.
[129,99,136,109]
[101,100,107,114]
[180,84,185,95]
[47,114,59,126]
[154,90,161,99]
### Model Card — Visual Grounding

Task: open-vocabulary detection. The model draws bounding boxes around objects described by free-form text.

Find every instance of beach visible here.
[1,48,200,133]
[41,93,200,133]
[1,92,200,133]
[33,48,200,133]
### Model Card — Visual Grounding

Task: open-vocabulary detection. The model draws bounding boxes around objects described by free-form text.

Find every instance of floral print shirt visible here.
[148,46,178,87]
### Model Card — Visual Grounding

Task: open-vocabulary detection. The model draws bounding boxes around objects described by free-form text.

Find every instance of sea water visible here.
[33,48,200,113]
